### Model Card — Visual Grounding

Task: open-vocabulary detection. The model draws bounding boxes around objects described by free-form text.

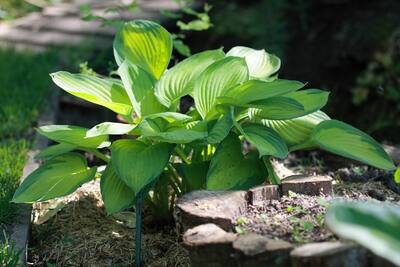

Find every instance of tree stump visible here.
[281,175,333,196]
[247,185,280,206]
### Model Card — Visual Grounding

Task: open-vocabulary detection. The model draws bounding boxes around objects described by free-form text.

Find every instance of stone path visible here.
[0,0,180,51]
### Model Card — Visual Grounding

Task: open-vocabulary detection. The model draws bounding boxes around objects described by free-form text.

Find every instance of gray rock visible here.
[174,190,247,232]
[233,233,293,267]
[281,175,333,196]
[183,223,237,267]
[291,241,368,267]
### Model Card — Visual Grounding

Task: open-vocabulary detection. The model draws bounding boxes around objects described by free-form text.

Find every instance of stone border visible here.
[174,175,388,266]
[7,88,59,265]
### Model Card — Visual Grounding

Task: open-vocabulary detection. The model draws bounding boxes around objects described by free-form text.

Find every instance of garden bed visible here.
[25,152,400,266]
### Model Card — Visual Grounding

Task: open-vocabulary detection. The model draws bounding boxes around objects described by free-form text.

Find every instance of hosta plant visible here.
[12,20,395,265]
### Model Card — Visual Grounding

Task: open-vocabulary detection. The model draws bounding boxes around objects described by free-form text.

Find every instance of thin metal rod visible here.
[135,191,143,267]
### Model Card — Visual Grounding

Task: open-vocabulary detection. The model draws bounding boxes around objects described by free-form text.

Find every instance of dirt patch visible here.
[235,180,400,244]
[27,181,189,267]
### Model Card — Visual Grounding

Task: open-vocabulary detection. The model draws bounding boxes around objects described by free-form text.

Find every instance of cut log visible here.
[174,190,247,232]
[233,233,293,267]
[183,223,237,267]
[281,175,333,196]
[291,241,368,267]
[247,185,280,206]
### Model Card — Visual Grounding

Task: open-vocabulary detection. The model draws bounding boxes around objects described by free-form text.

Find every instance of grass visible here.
[0,48,57,224]
[0,231,21,267]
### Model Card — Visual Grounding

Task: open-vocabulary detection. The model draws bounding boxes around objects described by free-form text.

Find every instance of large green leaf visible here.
[155,49,225,108]
[139,118,207,144]
[249,89,329,120]
[206,133,266,190]
[326,201,400,266]
[111,139,172,193]
[51,71,132,116]
[37,125,109,148]
[395,167,400,183]
[193,56,249,119]
[260,110,330,147]
[206,113,234,144]
[118,61,166,117]
[13,153,96,203]
[114,20,172,80]
[35,143,77,160]
[227,46,280,79]
[311,120,395,170]
[175,161,209,192]
[219,79,304,106]
[240,123,288,158]
[100,164,135,214]
[86,122,136,138]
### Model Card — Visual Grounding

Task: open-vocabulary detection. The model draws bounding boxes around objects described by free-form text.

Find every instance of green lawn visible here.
[0,49,56,224]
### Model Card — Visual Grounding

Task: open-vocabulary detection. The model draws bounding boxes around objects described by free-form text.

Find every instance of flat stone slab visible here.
[174,190,247,231]
[281,175,333,196]
[291,241,368,267]
[247,185,280,206]
[183,223,237,267]
[383,144,400,164]
[233,233,293,266]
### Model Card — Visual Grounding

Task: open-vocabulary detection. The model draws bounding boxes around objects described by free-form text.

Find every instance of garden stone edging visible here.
[175,174,383,267]
[8,89,59,265]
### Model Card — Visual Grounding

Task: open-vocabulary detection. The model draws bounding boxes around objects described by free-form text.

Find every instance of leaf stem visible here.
[174,146,191,164]
[88,149,110,163]
[263,156,281,185]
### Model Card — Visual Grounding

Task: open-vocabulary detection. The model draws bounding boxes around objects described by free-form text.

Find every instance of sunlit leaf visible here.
[193,56,248,119]
[326,201,400,266]
[227,46,280,79]
[114,20,172,79]
[13,153,96,203]
[206,133,266,190]
[101,164,135,214]
[249,89,329,120]
[311,120,395,170]
[111,139,172,193]
[51,71,132,116]
[259,110,330,147]
[155,49,225,108]
[220,79,304,106]
[395,167,400,183]
[118,61,166,117]
[86,122,136,138]
[37,125,109,148]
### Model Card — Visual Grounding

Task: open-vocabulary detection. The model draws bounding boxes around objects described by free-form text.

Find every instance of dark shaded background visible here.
[185,0,400,143]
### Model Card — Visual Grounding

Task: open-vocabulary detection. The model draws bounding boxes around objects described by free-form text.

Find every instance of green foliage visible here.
[0,232,21,267]
[0,140,27,223]
[13,20,395,222]
[326,201,400,266]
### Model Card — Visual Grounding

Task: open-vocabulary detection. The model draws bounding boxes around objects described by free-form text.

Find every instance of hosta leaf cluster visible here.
[13,20,395,216]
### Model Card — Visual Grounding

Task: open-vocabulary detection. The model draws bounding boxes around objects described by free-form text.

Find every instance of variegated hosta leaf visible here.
[142,112,192,123]
[37,125,109,148]
[155,49,225,108]
[240,123,288,158]
[86,122,136,138]
[326,201,400,266]
[111,139,172,193]
[206,133,266,190]
[114,20,172,80]
[311,120,395,170]
[51,71,132,116]
[35,143,77,160]
[100,164,135,214]
[139,118,207,144]
[193,56,249,119]
[118,61,166,117]
[13,153,96,203]
[227,46,280,79]
[260,110,330,147]
[249,89,329,120]
[219,79,304,106]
